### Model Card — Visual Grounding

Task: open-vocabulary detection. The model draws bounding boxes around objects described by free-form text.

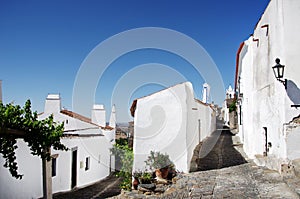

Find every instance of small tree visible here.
[0,100,67,199]
[111,139,133,190]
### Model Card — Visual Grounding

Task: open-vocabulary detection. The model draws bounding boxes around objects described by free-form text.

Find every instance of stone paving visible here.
[53,174,122,199]
[196,129,247,171]
[112,128,300,199]
[53,127,300,198]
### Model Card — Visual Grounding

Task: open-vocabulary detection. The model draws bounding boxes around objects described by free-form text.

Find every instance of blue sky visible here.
[0,0,269,122]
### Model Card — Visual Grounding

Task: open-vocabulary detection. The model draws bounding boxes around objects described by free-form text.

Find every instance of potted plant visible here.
[139,172,152,184]
[132,171,142,189]
[144,151,175,179]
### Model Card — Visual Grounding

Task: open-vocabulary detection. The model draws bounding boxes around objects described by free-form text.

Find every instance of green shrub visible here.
[144,151,174,170]
[111,140,133,190]
[228,100,237,113]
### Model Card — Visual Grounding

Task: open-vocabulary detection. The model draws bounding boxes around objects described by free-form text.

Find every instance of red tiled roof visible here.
[60,109,114,130]
[194,98,215,110]
[234,42,245,95]
[130,99,137,117]
[61,109,92,124]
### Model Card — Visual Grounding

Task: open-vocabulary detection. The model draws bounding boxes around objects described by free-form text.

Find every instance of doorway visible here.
[263,127,268,156]
[71,149,77,189]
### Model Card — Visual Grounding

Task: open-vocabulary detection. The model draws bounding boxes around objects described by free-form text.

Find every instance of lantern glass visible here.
[272,60,285,80]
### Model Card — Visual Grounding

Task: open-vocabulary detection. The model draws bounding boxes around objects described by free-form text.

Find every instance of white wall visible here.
[133,82,188,172]
[133,82,216,173]
[52,136,111,193]
[0,140,43,199]
[91,104,106,127]
[286,125,300,160]
[186,95,216,171]
[0,94,114,199]
[236,0,300,170]
[0,135,112,199]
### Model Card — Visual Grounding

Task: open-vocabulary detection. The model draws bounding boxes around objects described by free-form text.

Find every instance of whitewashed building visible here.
[130,82,216,173]
[235,0,300,171]
[221,85,235,126]
[0,94,116,199]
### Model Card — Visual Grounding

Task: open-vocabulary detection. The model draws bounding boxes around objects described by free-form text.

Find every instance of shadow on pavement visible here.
[53,173,122,199]
[195,127,247,172]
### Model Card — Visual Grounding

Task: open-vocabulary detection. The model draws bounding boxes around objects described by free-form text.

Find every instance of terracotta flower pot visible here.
[161,167,169,179]
[155,169,162,178]
[133,177,139,190]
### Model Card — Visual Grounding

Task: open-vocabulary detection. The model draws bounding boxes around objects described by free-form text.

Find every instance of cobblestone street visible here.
[196,128,247,171]
[113,128,300,198]
[52,128,300,199]
[53,174,122,199]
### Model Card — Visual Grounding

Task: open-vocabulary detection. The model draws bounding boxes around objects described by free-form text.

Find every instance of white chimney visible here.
[202,83,210,103]
[109,105,116,128]
[91,104,106,127]
[44,94,61,113]
[0,80,2,102]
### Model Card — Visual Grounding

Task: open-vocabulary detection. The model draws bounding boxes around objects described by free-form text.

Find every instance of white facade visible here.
[0,94,116,199]
[221,85,235,125]
[91,104,106,127]
[235,0,300,171]
[131,82,216,173]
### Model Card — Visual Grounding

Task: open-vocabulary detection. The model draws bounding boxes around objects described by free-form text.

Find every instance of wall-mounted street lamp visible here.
[272,58,287,89]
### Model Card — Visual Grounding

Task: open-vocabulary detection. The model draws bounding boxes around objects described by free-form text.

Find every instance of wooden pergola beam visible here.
[0,127,25,138]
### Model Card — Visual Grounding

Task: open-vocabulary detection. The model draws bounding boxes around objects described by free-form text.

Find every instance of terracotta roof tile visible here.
[60,109,114,130]
[61,109,92,124]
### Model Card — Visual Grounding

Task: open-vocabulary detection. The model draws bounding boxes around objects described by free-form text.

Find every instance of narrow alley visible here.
[52,126,300,199]
[196,127,247,171]
[113,127,300,199]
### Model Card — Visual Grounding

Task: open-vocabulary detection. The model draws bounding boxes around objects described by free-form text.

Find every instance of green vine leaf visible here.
[0,100,68,179]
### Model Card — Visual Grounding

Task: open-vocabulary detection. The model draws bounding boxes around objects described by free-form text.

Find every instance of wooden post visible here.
[42,148,52,199]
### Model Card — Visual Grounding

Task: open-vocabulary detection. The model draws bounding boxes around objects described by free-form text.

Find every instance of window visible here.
[52,157,57,177]
[85,157,90,171]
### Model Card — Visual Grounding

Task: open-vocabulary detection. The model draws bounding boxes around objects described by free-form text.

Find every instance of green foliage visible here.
[145,151,174,170]
[0,100,67,179]
[139,171,152,184]
[119,176,132,191]
[111,140,133,190]
[115,138,128,146]
[228,100,237,113]
[133,170,152,184]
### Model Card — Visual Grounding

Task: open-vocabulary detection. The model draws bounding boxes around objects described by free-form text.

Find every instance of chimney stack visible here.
[202,83,210,104]
[91,104,106,127]
[109,105,116,128]
[44,94,61,113]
